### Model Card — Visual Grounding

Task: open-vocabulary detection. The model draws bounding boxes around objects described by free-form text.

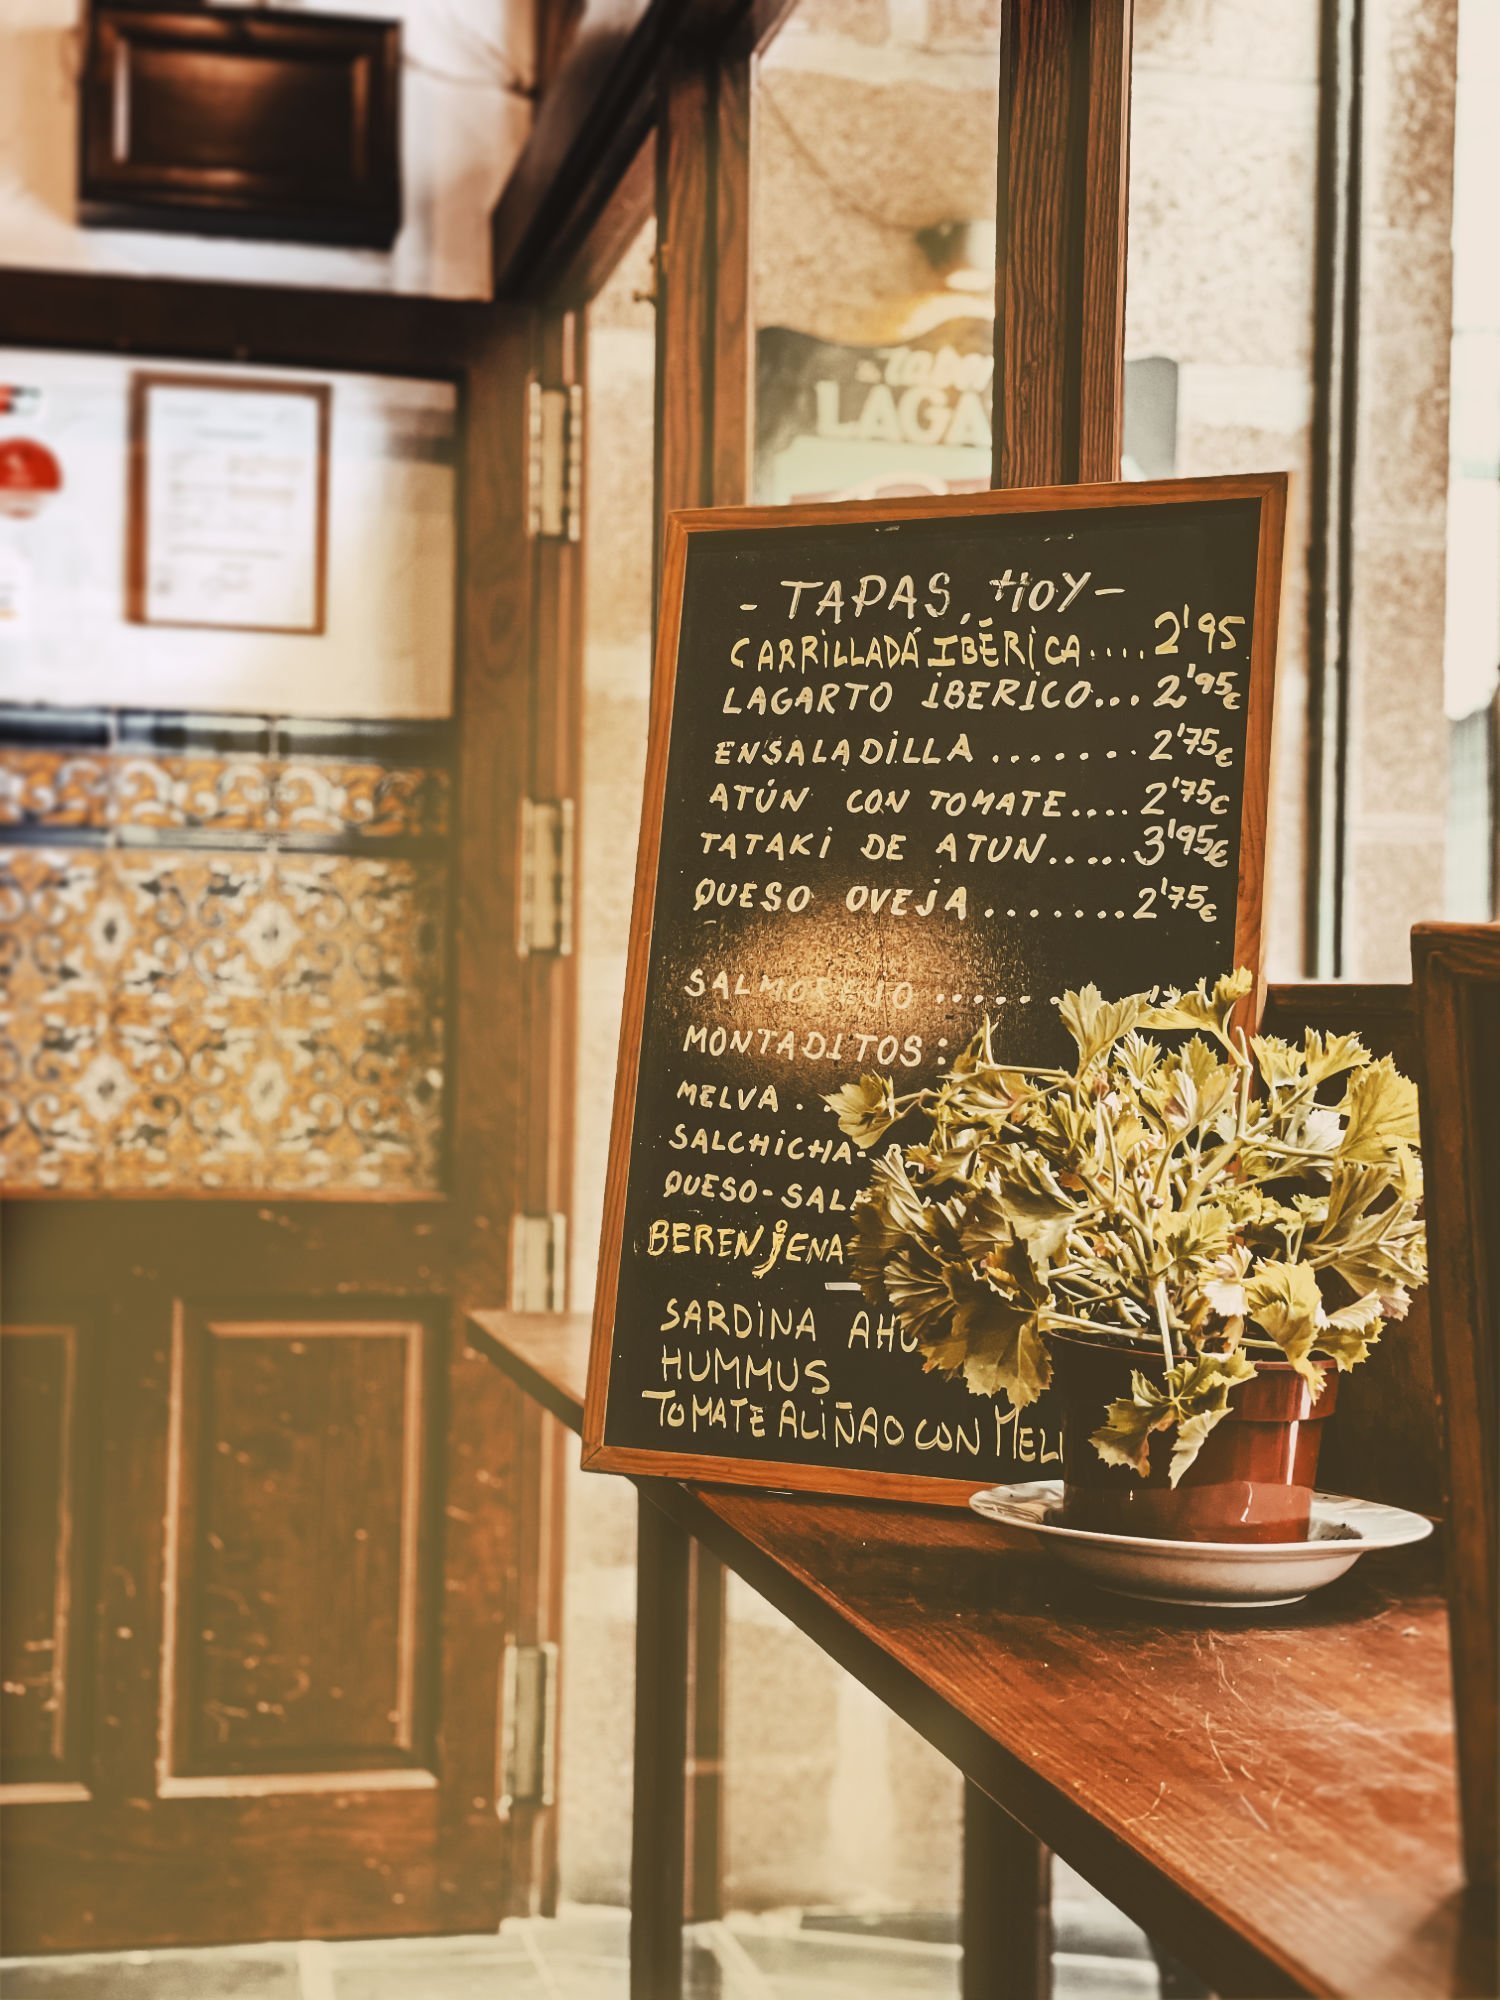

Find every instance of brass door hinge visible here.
[517,797,575,957]
[499,1639,559,1813]
[508,1211,568,1314]
[526,380,582,542]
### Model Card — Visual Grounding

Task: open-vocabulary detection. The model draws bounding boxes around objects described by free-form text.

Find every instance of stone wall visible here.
[1126,0,1322,979]
[1343,0,1460,977]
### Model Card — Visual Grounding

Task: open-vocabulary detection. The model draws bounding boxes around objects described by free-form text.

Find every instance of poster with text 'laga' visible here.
[584,475,1286,1504]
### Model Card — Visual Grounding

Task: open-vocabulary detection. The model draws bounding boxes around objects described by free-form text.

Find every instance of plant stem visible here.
[1154,1278,1175,1371]
[1102,1109,1123,1208]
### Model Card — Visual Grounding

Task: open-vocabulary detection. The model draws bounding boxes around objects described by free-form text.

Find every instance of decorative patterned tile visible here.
[1,845,446,1194]
[0,705,112,748]
[0,849,115,1188]
[267,856,446,1189]
[0,707,451,1195]
[271,760,450,843]
[114,754,272,836]
[2,738,446,850]
[0,750,111,832]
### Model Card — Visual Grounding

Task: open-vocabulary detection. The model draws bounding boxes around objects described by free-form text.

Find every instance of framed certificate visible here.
[128,372,331,633]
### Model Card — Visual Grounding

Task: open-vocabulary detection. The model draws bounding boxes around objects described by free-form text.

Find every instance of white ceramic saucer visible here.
[967,1481,1433,1607]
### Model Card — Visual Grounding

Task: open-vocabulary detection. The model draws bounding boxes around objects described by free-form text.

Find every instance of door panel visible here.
[0,1228,528,1948]
[164,1311,436,1780]
[0,1237,534,1948]
[0,1323,93,1793]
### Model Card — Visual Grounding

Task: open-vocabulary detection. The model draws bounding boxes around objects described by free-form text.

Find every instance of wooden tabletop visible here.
[468,1310,1496,2000]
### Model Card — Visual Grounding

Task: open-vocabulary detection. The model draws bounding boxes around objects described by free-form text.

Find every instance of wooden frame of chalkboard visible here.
[583,473,1287,1504]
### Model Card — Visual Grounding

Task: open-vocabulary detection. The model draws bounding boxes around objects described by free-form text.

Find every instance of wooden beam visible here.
[654,56,717,532]
[986,122,1130,1835]
[0,266,484,378]
[710,52,753,507]
[993,0,1133,487]
[492,1,666,298]
[493,0,772,301]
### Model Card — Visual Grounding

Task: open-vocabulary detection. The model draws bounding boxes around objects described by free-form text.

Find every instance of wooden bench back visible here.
[1260,982,1442,1517]
[1412,925,1500,1895]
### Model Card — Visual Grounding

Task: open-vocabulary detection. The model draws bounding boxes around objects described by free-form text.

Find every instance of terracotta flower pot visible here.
[1049,1331,1339,1544]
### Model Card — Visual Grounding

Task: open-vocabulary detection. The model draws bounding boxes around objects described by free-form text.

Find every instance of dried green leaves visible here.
[825,968,1427,1481]
[825,1073,899,1151]
[1092,1351,1259,1486]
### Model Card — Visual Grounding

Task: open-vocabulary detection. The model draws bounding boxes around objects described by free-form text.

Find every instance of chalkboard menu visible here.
[582,476,1286,1503]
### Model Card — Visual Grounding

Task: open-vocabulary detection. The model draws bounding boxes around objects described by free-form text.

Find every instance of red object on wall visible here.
[0,438,62,519]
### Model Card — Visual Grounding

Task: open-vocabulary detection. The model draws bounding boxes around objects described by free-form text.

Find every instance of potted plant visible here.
[824,970,1427,1543]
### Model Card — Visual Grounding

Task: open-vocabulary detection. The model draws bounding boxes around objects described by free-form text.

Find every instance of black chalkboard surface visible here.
[582,475,1286,1503]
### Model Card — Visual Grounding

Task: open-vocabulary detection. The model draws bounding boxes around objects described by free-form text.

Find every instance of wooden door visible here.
[0,281,562,1951]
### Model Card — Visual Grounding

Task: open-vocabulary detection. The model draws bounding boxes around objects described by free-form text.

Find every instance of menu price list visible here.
[600,499,1266,1486]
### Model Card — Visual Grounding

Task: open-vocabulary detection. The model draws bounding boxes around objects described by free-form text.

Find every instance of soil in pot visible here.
[1050,1331,1339,1544]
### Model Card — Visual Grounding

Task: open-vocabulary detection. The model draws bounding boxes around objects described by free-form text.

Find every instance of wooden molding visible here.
[0,268,485,378]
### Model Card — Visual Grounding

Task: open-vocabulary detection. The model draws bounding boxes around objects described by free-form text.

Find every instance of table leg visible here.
[962,1780,1052,2000]
[684,1542,727,1923]
[631,1490,691,2000]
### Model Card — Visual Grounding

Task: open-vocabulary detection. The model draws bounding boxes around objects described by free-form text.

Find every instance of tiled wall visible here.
[0,710,449,1193]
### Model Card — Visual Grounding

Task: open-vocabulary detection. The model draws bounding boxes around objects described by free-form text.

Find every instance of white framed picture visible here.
[128,372,331,633]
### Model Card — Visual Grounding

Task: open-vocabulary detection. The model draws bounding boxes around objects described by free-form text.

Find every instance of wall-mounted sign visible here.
[0,438,62,520]
[127,373,331,634]
[755,320,994,505]
[757,327,1184,498]
[582,475,1286,1504]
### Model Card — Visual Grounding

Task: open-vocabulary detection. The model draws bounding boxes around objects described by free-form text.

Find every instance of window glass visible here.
[1343,0,1488,972]
[1124,3,1320,977]
[1126,0,1489,977]
[751,0,999,506]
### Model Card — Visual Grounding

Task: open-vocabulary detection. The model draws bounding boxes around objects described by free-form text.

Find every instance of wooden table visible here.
[470,1310,1496,2000]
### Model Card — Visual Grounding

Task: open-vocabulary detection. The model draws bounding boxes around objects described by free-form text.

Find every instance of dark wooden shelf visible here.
[470,1310,589,1433]
[468,1309,1496,1999]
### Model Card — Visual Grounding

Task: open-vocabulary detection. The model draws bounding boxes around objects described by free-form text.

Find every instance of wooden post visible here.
[649,42,737,1945]
[683,1543,727,1922]
[630,1492,692,2000]
[993,0,1133,487]
[963,1782,1053,2000]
